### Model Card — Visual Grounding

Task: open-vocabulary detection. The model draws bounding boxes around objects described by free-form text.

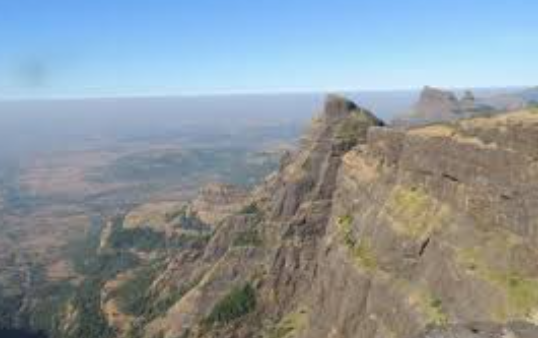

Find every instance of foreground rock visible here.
[413,322,538,338]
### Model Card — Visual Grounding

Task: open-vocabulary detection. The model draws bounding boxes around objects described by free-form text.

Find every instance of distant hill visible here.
[393,85,538,126]
[392,86,494,126]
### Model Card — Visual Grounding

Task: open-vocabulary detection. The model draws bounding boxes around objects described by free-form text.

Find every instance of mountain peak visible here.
[323,94,383,127]
[393,86,494,126]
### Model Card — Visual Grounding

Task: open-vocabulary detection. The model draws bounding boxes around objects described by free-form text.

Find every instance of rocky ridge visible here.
[57,96,538,338]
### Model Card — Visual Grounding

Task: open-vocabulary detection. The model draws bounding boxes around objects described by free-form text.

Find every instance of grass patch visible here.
[265,307,308,338]
[426,296,448,326]
[384,186,449,239]
[456,235,538,321]
[204,284,256,326]
[405,286,448,327]
[351,240,377,271]
[337,215,377,271]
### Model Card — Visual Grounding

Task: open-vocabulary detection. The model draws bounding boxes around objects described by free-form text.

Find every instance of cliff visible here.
[301,109,538,338]
[56,97,538,338]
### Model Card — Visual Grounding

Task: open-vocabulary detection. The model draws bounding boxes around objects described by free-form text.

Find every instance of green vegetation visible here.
[204,284,256,326]
[233,230,262,247]
[113,264,201,338]
[108,227,167,252]
[0,291,23,329]
[27,281,77,336]
[337,215,355,247]
[351,240,377,271]
[78,250,140,279]
[239,203,261,215]
[399,281,448,327]
[68,277,115,338]
[233,203,263,247]
[384,186,449,239]
[335,111,371,144]
[67,249,141,338]
[426,296,448,326]
[113,264,163,316]
[457,244,538,321]
[337,215,378,271]
[95,147,280,187]
[265,307,308,338]
[63,220,143,338]
[169,207,211,233]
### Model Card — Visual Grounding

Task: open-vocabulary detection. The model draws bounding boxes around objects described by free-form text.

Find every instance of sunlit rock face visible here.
[302,109,538,338]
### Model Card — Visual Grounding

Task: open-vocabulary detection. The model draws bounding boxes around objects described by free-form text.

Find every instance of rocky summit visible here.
[393,87,495,126]
[35,96,538,338]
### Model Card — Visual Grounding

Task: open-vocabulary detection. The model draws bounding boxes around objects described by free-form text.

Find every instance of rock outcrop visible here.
[394,87,494,126]
[191,183,249,225]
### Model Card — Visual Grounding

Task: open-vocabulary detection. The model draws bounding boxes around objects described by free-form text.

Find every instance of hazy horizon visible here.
[2,1,537,99]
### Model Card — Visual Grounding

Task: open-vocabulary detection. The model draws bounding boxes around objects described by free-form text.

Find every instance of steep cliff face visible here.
[302,110,538,338]
[66,95,382,338]
[142,95,384,338]
[58,97,538,338]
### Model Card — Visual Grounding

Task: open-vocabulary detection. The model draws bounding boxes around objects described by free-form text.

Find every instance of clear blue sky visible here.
[1,0,537,99]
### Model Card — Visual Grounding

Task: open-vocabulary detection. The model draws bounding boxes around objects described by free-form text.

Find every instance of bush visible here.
[113,264,162,316]
[108,227,166,252]
[204,284,256,326]
[233,230,261,247]
[239,203,260,215]
[68,278,115,338]
[79,251,140,279]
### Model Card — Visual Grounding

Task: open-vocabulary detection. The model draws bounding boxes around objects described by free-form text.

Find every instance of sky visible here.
[0,0,537,99]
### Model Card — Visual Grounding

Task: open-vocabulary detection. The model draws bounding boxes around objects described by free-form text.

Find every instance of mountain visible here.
[392,87,495,126]
[5,95,538,338]
[473,86,538,113]
[517,86,538,105]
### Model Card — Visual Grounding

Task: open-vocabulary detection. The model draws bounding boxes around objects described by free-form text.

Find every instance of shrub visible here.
[113,264,162,316]
[108,227,166,252]
[204,284,256,326]
[233,230,262,247]
[239,203,260,215]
